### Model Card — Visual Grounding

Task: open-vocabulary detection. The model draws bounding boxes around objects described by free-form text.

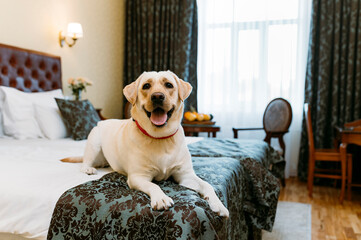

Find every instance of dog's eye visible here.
[165,82,173,88]
[142,83,151,90]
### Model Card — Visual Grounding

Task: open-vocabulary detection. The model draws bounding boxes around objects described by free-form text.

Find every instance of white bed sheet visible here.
[0,136,203,240]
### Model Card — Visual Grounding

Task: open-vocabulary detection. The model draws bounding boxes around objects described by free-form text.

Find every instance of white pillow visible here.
[34,104,68,139]
[0,86,64,139]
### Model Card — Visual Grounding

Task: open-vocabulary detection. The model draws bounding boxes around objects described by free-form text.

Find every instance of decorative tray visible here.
[182,120,216,125]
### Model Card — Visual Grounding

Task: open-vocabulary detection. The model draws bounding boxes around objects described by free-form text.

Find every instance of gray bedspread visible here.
[47,138,283,240]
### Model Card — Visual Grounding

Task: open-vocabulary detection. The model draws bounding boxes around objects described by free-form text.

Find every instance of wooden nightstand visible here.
[182,124,221,137]
[96,108,106,120]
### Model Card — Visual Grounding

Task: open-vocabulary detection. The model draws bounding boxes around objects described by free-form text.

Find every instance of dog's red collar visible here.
[134,119,178,139]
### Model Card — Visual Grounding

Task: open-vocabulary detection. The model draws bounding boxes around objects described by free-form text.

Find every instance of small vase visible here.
[73,90,82,101]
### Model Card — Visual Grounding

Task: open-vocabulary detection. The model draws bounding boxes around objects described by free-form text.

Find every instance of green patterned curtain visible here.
[124,0,198,112]
[298,0,361,181]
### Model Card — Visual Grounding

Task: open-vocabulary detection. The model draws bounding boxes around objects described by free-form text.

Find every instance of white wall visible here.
[0,0,126,118]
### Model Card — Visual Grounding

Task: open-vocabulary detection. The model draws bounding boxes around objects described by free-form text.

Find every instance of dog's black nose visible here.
[151,92,165,104]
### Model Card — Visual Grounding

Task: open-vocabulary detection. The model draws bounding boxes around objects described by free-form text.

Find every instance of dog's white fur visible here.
[67,71,229,217]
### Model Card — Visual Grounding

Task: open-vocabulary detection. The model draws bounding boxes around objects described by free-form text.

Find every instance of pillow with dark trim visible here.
[55,98,100,140]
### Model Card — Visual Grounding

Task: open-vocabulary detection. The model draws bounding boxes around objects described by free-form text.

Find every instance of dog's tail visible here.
[61,156,83,163]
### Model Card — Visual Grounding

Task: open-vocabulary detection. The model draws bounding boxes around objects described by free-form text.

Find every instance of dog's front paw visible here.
[151,193,174,211]
[80,166,97,175]
[207,197,229,218]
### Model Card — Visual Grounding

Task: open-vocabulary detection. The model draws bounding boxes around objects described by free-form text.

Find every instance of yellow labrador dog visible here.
[63,71,229,217]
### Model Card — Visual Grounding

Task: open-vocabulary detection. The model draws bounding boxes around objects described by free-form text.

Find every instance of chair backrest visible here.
[263,98,293,133]
[304,103,315,154]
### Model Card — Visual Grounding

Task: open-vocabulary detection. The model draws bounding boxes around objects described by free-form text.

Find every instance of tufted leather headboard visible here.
[0,43,62,92]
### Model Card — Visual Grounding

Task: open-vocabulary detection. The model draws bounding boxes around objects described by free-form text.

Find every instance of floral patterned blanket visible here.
[187,139,284,231]
[47,139,283,240]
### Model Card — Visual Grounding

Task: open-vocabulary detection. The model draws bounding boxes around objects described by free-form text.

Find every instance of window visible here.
[197,0,312,177]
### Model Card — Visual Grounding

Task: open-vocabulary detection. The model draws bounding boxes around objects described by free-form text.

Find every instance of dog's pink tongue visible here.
[150,111,167,125]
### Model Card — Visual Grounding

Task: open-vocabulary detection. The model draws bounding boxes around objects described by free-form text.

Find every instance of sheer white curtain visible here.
[197,0,312,177]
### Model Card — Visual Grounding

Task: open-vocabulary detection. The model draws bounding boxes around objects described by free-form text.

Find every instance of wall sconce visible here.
[59,23,83,47]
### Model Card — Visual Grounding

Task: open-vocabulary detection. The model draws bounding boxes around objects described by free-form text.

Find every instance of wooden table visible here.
[335,126,361,200]
[182,124,220,137]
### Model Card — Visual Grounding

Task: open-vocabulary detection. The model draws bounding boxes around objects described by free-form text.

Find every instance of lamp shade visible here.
[67,23,83,38]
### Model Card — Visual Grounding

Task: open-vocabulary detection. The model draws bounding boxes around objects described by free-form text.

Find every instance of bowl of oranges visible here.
[183,109,214,125]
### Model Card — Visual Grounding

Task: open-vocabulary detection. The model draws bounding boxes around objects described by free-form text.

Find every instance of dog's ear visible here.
[123,74,142,105]
[167,70,192,101]
[123,81,138,105]
[178,79,192,101]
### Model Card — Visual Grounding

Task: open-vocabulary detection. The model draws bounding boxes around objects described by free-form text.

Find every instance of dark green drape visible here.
[124,0,198,112]
[298,0,361,181]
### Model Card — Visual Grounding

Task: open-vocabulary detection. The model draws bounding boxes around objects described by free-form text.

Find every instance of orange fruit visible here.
[203,114,211,121]
[196,113,205,121]
[184,111,197,121]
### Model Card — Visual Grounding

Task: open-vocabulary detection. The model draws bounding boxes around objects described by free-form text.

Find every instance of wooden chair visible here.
[232,98,293,159]
[304,103,352,203]
[233,98,292,186]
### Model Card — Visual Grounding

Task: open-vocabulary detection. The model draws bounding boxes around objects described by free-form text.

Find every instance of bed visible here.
[0,43,284,240]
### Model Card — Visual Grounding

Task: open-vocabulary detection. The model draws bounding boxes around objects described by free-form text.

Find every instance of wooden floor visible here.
[279,178,361,240]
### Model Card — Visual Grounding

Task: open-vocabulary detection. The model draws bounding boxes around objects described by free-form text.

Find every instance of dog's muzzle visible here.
[151,92,165,106]
[144,93,175,127]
